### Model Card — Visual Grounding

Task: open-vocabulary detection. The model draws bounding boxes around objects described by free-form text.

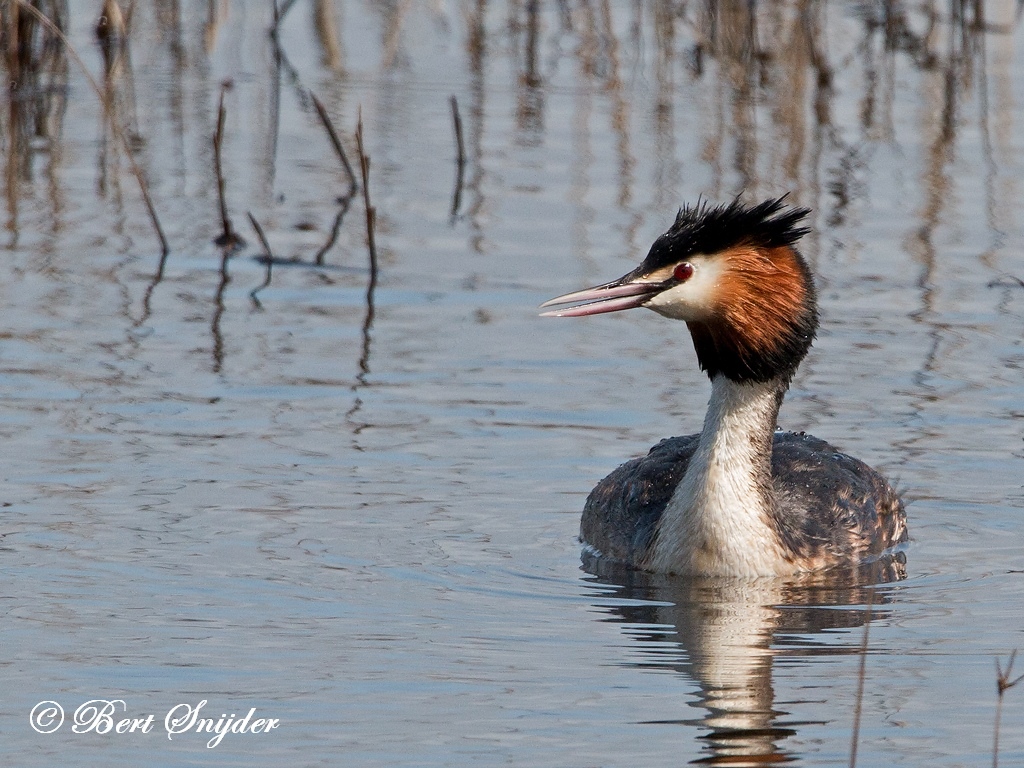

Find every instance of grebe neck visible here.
[645,374,792,577]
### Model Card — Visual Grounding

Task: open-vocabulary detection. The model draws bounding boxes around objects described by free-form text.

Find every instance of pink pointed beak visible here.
[539,278,665,317]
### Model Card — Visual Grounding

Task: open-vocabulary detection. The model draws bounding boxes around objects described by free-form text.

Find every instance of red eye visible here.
[673,262,694,282]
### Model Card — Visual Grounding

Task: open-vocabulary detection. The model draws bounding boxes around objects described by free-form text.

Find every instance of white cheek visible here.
[644,258,723,321]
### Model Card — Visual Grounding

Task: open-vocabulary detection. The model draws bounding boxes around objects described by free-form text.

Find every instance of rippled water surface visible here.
[3,1,1024,765]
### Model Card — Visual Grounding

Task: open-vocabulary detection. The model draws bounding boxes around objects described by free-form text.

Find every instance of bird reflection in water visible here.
[583,554,905,766]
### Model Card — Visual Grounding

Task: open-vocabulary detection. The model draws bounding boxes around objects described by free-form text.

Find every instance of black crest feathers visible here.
[640,195,811,271]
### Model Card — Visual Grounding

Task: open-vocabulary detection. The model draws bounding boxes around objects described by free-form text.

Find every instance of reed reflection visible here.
[513,0,544,143]
[625,1,1009,217]
[585,556,905,766]
[2,0,69,243]
[313,0,343,71]
[96,0,137,218]
[460,0,487,252]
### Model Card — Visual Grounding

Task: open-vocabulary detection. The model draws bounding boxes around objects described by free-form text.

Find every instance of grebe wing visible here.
[770,432,908,564]
[580,434,700,565]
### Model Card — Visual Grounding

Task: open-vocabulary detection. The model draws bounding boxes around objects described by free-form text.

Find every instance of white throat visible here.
[646,375,792,577]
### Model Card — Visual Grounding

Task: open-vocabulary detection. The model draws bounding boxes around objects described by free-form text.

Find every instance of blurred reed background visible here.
[1,0,1016,263]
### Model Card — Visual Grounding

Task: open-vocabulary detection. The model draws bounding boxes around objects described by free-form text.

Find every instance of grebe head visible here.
[541,196,818,383]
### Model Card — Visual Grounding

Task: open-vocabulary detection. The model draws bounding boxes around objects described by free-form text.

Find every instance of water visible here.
[2,1,1023,765]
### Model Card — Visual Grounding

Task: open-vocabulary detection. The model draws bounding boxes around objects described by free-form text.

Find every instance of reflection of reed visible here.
[635,0,1011,228]
[700,1,762,194]
[600,0,638,244]
[563,1,642,250]
[204,0,228,53]
[651,1,679,212]
[211,244,231,374]
[247,211,274,308]
[568,5,596,277]
[886,3,1003,464]
[313,0,342,71]
[95,0,136,208]
[2,0,69,238]
[137,245,169,329]
[380,0,414,70]
[6,0,1017,398]
[460,0,487,254]
[513,0,543,143]
[8,0,167,253]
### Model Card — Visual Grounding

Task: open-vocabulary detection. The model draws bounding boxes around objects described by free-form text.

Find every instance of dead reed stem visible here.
[354,112,378,296]
[312,93,357,196]
[848,586,875,768]
[993,650,1024,768]
[14,0,168,256]
[247,211,274,260]
[213,83,243,248]
[449,94,466,219]
[308,93,357,264]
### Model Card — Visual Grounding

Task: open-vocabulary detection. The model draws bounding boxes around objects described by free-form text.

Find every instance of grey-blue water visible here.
[2,1,1023,765]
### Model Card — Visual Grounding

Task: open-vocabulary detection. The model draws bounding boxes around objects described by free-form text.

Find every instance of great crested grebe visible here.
[541,197,907,577]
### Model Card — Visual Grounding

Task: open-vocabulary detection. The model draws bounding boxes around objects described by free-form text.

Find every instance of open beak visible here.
[539,274,666,317]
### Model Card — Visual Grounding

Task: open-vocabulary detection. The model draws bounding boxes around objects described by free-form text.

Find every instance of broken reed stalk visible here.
[993,650,1024,768]
[247,211,274,260]
[213,83,243,248]
[311,94,358,196]
[14,0,168,256]
[848,586,875,768]
[354,113,378,294]
[449,94,466,219]
[310,94,357,264]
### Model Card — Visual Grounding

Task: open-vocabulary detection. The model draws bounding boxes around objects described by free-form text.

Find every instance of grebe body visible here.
[542,197,907,577]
